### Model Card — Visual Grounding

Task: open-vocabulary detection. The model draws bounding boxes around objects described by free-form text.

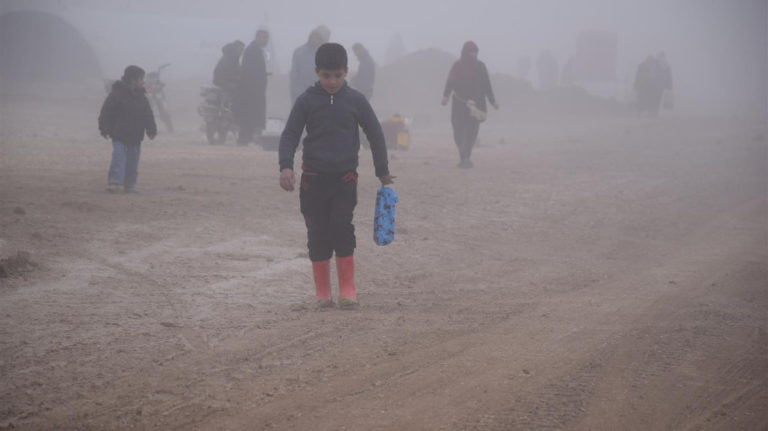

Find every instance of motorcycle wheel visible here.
[157,101,174,133]
[205,122,219,145]
[161,112,174,133]
[217,124,230,145]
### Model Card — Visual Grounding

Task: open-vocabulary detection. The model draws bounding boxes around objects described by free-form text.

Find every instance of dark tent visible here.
[0,10,101,83]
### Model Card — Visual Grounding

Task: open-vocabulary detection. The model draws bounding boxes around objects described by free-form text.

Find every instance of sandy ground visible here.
[1,96,767,431]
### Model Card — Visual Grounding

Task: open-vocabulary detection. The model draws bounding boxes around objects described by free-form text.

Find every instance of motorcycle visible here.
[144,63,174,133]
[198,86,237,145]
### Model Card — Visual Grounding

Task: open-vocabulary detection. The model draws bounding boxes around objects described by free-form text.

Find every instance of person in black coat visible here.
[213,40,244,93]
[234,29,269,145]
[98,65,157,193]
[441,41,498,168]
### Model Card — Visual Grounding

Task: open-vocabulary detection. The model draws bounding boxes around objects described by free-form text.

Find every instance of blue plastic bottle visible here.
[373,186,398,246]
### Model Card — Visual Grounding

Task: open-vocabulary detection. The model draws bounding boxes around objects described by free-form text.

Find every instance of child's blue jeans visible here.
[108,140,141,190]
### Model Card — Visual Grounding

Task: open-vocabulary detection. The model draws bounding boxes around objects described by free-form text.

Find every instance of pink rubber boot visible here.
[312,260,333,307]
[336,255,358,309]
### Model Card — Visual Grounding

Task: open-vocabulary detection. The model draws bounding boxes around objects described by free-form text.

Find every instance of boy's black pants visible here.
[300,170,358,262]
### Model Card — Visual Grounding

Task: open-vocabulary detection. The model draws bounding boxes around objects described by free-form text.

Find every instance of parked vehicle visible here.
[144,64,174,133]
[198,86,237,145]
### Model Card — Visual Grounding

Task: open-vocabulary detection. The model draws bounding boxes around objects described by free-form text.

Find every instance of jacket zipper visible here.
[331,94,334,105]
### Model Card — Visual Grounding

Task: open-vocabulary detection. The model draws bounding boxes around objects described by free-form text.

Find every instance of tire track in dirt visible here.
[2,107,766,429]
[0,224,316,429]
[442,197,768,431]
[570,261,768,431]
[183,166,768,431]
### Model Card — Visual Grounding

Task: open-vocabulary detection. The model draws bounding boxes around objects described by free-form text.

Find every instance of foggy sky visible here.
[1,0,766,114]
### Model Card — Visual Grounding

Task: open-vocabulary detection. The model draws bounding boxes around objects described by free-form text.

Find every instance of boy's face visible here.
[316,68,347,94]
[133,76,145,89]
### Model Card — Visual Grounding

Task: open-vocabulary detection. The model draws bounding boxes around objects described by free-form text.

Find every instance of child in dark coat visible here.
[98,65,157,193]
[279,43,394,309]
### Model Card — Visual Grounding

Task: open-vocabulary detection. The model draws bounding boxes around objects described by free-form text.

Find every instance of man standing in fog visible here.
[235,29,269,145]
[289,25,331,104]
[634,54,664,116]
[351,43,376,100]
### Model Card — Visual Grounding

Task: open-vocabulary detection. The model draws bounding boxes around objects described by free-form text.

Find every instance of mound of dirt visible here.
[373,48,625,123]
[374,48,457,123]
[0,251,38,279]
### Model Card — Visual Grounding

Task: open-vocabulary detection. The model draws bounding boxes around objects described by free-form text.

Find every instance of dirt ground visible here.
[1,95,767,431]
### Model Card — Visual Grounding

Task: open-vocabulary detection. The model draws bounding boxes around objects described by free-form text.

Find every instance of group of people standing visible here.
[97,36,499,197]
[210,25,379,147]
[99,31,678,196]
[212,29,270,145]
[96,33,678,310]
[212,28,500,169]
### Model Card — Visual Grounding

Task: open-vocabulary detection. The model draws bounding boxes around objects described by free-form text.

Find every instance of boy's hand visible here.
[280,168,295,191]
[379,174,395,185]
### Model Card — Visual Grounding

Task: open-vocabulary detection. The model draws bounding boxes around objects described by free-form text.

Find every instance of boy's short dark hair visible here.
[315,43,347,70]
[121,65,145,83]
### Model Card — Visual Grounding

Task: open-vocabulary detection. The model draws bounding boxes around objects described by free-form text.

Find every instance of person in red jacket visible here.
[441,41,498,168]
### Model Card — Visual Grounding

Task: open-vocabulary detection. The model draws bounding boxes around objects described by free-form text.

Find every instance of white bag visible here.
[466,99,487,122]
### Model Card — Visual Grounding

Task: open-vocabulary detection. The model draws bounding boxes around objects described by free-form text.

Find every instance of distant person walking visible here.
[351,43,375,100]
[656,51,674,109]
[634,54,667,116]
[441,41,498,168]
[235,29,270,145]
[289,25,331,104]
[98,65,157,193]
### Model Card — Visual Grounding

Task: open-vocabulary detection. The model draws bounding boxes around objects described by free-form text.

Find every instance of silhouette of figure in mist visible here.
[441,41,498,169]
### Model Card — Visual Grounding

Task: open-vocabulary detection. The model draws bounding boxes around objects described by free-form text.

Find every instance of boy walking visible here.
[279,43,394,309]
[98,65,157,193]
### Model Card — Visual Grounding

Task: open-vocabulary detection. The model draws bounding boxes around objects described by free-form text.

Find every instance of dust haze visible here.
[1,1,767,430]
[2,0,767,116]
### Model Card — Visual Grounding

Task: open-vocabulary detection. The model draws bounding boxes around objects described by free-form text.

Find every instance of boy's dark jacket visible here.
[279,82,389,177]
[98,80,157,145]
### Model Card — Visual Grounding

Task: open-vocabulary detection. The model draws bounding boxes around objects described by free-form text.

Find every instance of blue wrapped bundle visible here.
[373,186,398,246]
